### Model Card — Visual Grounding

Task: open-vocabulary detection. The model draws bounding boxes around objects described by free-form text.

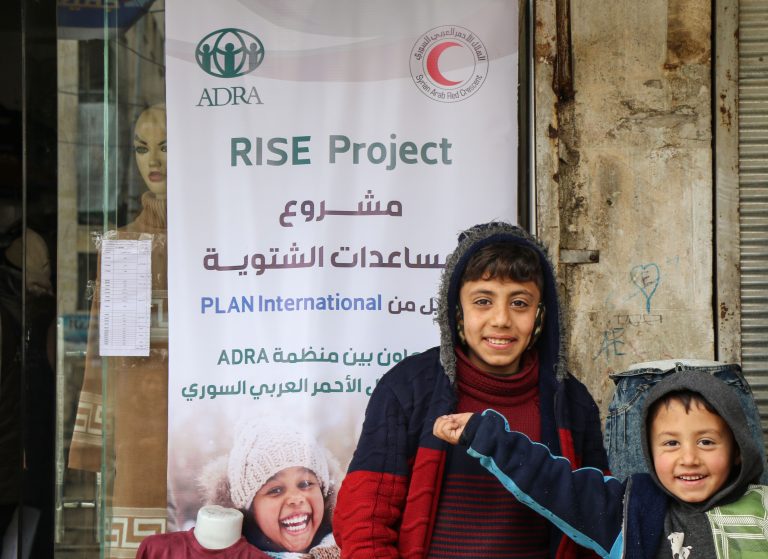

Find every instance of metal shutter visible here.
[740,0,768,435]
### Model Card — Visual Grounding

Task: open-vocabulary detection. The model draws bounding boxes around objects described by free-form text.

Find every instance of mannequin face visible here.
[133,107,167,198]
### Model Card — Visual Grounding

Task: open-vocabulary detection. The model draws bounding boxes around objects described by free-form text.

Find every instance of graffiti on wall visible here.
[594,263,664,361]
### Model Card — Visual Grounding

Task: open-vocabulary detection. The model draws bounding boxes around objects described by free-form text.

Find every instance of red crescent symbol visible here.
[426,41,462,86]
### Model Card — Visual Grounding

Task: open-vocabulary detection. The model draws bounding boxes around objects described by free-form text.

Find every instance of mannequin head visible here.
[133,104,167,198]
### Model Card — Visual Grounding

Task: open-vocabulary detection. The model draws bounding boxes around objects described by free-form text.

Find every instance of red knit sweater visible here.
[426,349,549,558]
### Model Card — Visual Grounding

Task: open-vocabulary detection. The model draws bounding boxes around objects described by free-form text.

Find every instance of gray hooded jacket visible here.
[640,369,764,511]
[638,370,765,558]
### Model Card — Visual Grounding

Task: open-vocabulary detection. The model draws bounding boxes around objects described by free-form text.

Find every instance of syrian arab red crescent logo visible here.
[427,42,462,86]
[410,25,488,103]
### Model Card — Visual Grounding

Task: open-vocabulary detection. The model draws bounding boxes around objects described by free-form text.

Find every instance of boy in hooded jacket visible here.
[333,222,608,558]
[434,370,768,558]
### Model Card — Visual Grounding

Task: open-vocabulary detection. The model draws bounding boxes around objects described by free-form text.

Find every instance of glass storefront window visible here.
[56,2,167,557]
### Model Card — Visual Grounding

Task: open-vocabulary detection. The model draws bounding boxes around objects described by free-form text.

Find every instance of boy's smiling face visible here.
[650,399,738,503]
[251,466,324,552]
[458,276,540,376]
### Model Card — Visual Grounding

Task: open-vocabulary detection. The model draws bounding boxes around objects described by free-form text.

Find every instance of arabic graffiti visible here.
[592,313,663,362]
[179,374,381,401]
[279,190,403,227]
[593,327,626,360]
[614,313,662,327]
[216,346,420,366]
[203,244,445,275]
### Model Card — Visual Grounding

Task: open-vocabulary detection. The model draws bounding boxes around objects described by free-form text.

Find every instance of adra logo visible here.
[194,28,265,107]
[195,28,264,78]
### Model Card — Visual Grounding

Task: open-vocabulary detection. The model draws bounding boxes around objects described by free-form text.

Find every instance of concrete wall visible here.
[534,0,721,411]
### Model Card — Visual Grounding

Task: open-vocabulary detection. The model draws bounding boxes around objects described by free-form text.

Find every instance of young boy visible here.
[333,222,608,558]
[434,370,768,558]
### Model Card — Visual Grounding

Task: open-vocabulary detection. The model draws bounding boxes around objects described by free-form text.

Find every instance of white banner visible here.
[166,0,518,545]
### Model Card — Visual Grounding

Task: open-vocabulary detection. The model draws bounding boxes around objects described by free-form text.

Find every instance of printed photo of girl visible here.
[199,421,340,559]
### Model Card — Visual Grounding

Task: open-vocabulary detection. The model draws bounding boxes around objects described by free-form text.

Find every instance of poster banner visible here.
[165,0,519,546]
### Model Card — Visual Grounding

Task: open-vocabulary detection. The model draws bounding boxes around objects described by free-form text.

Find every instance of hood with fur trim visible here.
[640,370,764,511]
[436,222,567,385]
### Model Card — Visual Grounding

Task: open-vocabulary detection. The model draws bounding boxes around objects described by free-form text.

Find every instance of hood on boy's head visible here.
[436,221,565,385]
[640,370,764,509]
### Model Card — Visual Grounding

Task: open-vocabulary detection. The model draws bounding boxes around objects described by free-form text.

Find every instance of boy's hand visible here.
[433,413,474,445]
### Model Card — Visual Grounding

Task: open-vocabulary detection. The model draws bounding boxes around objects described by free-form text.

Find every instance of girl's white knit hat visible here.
[227,422,331,509]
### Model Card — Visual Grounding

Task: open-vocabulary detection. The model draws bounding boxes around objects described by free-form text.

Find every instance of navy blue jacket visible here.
[333,349,609,558]
[334,223,609,559]
[461,409,678,559]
